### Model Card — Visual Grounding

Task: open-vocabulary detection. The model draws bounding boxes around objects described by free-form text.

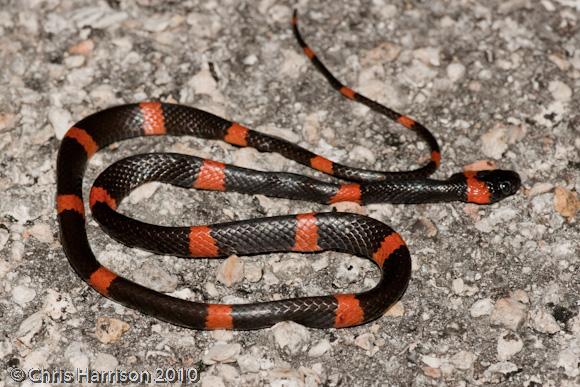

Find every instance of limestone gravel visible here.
[0,1,578,386]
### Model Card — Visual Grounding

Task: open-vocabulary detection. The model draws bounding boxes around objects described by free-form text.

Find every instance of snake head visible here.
[451,170,521,204]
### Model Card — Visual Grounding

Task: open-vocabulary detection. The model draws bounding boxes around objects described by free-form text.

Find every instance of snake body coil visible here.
[56,11,520,330]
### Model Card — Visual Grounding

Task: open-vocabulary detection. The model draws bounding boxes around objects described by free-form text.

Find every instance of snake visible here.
[56,10,521,330]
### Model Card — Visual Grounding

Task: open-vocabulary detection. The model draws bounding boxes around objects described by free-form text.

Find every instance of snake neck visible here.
[362,178,464,204]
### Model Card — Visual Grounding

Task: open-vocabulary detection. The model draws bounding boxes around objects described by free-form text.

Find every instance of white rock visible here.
[205,282,220,298]
[211,330,233,343]
[311,256,329,271]
[362,42,401,65]
[557,336,580,377]
[71,7,128,29]
[237,354,261,373]
[0,339,13,359]
[127,182,161,204]
[497,331,523,360]
[528,182,553,198]
[17,311,44,345]
[447,62,466,82]
[201,375,225,387]
[349,145,376,164]
[308,339,331,358]
[203,343,241,364]
[569,314,580,334]
[280,49,307,78]
[270,257,310,281]
[354,333,375,351]
[22,347,50,369]
[450,351,476,370]
[384,301,405,317]
[89,84,117,107]
[475,207,517,233]
[244,261,262,283]
[134,264,178,293]
[334,259,363,285]
[548,80,572,102]
[490,297,527,331]
[452,278,464,295]
[480,124,508,159]
[302,112,322,144]
[421,355,442,368]
[233,148,260,169]
[530,308,560,334]
[43,289,75,320]
[216,364,239,382]
[13,285,36,306]
[29,223,53,244]
[49,107,72,139]
[258,125,300,143]
[64,55,85,68]
[484,361,519,378]
[0,228,9,250]
[190,67,222,102]
[331,201,365,215]
[91,352,119,371]
[143,16,171,32]
[413,47,441,66]
[65,342,90,370]
[271,321,310,354]
[510,289,529,304]
[243,54,258,65]
[404,60,438,84]
[216,255,244,287]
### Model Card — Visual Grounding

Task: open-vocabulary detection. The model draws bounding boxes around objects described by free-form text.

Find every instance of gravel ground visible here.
[1,0,579,386]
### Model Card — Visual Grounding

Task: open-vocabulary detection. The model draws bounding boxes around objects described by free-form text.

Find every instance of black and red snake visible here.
[56,11,521,330]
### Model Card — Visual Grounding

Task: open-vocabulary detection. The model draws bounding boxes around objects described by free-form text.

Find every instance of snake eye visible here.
[500,182,512,195]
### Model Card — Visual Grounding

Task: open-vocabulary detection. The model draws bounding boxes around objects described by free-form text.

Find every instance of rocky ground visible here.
[0,0,579,386]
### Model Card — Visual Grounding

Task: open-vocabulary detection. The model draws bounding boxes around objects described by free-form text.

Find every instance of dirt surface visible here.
[0,0,578,386]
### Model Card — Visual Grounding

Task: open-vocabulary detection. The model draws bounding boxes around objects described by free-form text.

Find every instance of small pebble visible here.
[447,62,466,82]
[91,352,119,372]
[413,47,441,66]
[480,124,508,159]
[450,350,476,370]
[384,301,405,317]
[68,39,94,55]
[134,264,178,293]
[243,261,262,283]
[490,297,528,331]
[49,107,72,140]
[217,255,244,287]
[13,284,36,306]
[470,298,495,317]
[28,223,53,244]
[463,160,497,171]
[497,331,523,360]
[530,308,560,334]
[43,289,75,320]
[271,321,310,354]
[553,187,578,220]
[354,333,375,351]
[548,80,572,102]
[528,182,553,198]
[308,339,331,358]
[17,311,44,345]
[202,343,241,364]
[302,112,321,144]
[65,342,90,370]
[95,317,130,344]
[0,228,10,250]
[237,353,261,373]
